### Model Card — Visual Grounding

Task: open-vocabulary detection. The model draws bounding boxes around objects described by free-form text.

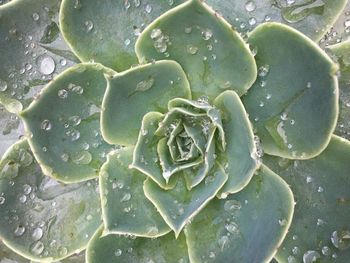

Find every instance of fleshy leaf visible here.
[243,22,338,159]
[86,226,190,263]
[60,0,186,71]
[20,63,115,183]
[214,90,259,197]
[101,60,191,146]
[264,136,350,263]
[0,0,77,112]
[100,147,170,238]
[204,0,347,41]
[0,105,22,157]
[0,140,101,262]
[136,0,257,100]
[184,165,294,263]
[327,41,350,140]
[143,164,228,236]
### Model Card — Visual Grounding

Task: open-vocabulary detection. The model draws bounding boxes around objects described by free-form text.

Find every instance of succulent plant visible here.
[0,0,350,262]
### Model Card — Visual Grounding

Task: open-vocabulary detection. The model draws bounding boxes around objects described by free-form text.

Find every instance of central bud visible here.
[134,97,226,190]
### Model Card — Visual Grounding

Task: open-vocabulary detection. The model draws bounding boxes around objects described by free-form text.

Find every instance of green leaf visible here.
[135,0,257,100]
[243,22,338,159]
[184,165,294,263]
[0,140,101,262]
[327,41,350,140]
[86,226,190,263]
[0,0,78,112]
[100,147,171,238]
[143,164,228,236]
[204,0,347,41]
[20,63,115,183]
[0,105,21,158]
[60,0,186,71]
[214,90,259,197]
[264,135,350,263]
[101,60,191,146]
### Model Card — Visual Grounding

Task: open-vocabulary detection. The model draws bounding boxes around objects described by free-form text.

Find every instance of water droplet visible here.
[281,0,325,24]
[38,55,55,75]
[59,246,68,256]
[0,196,5,205]
[32,13,40,21]
[218,235,230,251]
[136,77,155,92]
[248,17,257,26]
[6,99,23,114]
[19,195,27,203]
[288,255,297,263]
[114,249,122,257]
[224,200,242,212]
[23,184,32,195]
[14,225,26,236]
[19,149,33,167]
[0,79,8,92]
[303,250,320,263]
[124,38,131,46]
[74,0,82,9]
[187,44,198,55]
[225,222,239,234]
[58,89,68,99]
[292,246,299,255]
[331,230,350,250]
[32,227,43,241]
[245,1,256,12]
[1,161,19,178]
[151,28,162,39]
[145,4,152,13]
[72,151,92,165]
[120,192,131,202]
[202,28,213,40]
[184,27,192,34]
[279,218,288,226]
[60,59,67,66]
[321,246,331,256]
[258,64,270,77]
[85,20,94,32]
[41,120,52,131]
[30,241,45,255]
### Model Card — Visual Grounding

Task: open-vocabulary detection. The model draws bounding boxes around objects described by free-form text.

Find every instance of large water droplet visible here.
[85,20,94,32]
[0,79,8,92]
[114,249,122,257]
[224,200,242,212]
[245,1,256,12]
[32,227,43,241]
[72,151,92,165]
[14,225,26,236]
[38,55,56,75]
[41,120,52,131]
[331,230,350,250]
[30,241,45,255]
[302,250,320,263]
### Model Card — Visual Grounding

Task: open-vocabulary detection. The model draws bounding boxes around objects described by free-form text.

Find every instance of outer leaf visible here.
[205,0,347,41]
[0,140,101,262]
[21,63,115,183]
[0,0,77,112]
[86,226,190,263]
[100,147,170,238]
[135,0,257,100]
[60,0,186,71]
[184,165,294,263]
[214,90,259,197]
[101,60,191,146]
[243,22,338,159]
[327,41,350,140]
[264,135,350,263]
[143,164,228,236]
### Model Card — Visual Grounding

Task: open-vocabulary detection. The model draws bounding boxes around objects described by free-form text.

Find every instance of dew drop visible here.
[0,196,5,205]
[186,44,198,55]
[218,235,230,251]
[114,249,122,257]
[85,20,94,32]
[32,13,40,21]
[32,227,43,241]
[38,55,55,75]
[302,250,320,263]
[201,28,213,40]
[225,222,239,234]
[41,120,52,131]
[120,192,131,202]
[0,79,8,92]
[58,89,68,99]
[224,200,242,212]
[14,225,26,237]
[30,241,44,256]
[72,151,92,165]
[6,99,23,114]
[245,1,256,12]
[321,246,331,256]
[331,230,350,250]
[145,4,152,13]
